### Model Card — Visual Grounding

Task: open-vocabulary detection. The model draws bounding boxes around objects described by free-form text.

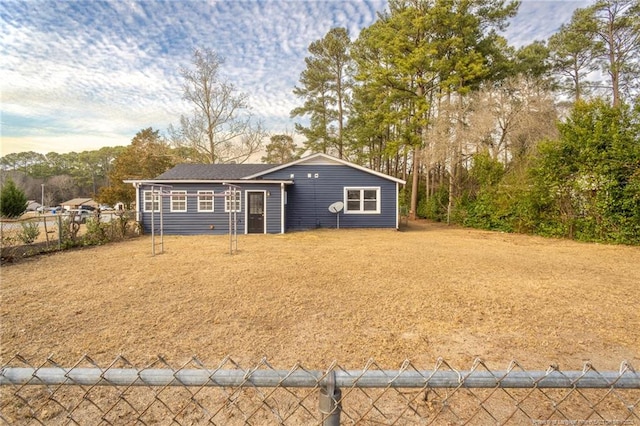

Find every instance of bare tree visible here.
[47,175,78,205]
[172,48,266,164]
[469,77,559,164]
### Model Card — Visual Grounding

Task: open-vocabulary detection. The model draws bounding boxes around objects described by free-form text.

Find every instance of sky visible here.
[0,0,592,157]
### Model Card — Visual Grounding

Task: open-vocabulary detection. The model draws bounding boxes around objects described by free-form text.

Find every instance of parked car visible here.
[79,205,96,211]
[67,209,92,224]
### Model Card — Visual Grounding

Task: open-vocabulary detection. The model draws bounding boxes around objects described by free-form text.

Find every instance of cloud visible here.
[1,0,590,156]
[1,0,388,155]
[507,0,592,47]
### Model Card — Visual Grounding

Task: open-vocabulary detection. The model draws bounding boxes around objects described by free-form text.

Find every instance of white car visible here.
[67,209,92,224]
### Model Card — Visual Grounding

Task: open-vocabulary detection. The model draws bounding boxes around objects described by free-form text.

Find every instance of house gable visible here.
[258,160,403,231]
[244,153,406,185]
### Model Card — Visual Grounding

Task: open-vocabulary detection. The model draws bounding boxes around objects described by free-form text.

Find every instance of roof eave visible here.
[124,179,293,185]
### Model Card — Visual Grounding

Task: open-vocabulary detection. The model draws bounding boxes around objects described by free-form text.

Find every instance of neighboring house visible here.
[26,200,42,211]
[125,153,406,235]
[61,198,99,211]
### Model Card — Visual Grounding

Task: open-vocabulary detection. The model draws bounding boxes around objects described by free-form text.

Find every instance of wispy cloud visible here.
[509,0,592,47]
[0,0,589,156]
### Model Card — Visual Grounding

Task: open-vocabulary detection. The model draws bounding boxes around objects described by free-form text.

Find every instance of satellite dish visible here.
[328,201,344,213]
[328,201,344,229]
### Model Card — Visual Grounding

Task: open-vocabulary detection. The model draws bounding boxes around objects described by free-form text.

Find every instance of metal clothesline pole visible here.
[149,184,172,256]
[223,183,241,255]
[146,184,240,256]
[151,186,155,256]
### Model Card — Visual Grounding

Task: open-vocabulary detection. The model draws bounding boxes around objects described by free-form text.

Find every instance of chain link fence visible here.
[0,211,138,263]
[1,355,638,425]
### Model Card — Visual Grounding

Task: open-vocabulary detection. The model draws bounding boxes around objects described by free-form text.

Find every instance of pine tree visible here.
[291,28,354,159]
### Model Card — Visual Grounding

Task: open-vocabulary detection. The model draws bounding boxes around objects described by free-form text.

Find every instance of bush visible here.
[0,178,27,218]
[417,186,449,222]
[83,217,109,245]
[18,222,40,244]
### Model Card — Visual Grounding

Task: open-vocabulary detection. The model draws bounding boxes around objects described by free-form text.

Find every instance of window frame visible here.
[343,187,381,214]
[170,190,187,212]
[143,190,160,213]
[197,190,214,212]
[224,190,242,213]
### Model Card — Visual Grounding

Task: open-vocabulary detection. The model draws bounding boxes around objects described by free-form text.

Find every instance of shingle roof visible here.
[153,163,278,180]
[61,198,96,206]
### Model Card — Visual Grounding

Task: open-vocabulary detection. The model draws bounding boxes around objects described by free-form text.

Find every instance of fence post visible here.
[319,369,341,426]
[57,214,62,250]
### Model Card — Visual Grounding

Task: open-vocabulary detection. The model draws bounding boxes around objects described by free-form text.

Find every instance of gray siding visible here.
[261,164,398,230]
[138,183,283,235]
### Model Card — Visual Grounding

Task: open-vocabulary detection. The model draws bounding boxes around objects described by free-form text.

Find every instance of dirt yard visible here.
[1,221,638,372]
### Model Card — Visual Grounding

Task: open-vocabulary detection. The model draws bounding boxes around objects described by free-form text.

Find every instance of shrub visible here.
[417,186,449,222]
[18,222,40,244]
[0,178,27,218]
[83,217,109,245]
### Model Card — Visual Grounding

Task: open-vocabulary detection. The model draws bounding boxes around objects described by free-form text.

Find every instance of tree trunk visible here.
[447,168,454,225]
[409,145,420,220]
[425,150,430,200]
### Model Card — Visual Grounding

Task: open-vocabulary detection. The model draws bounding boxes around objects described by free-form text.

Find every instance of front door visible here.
[247,191,265,234]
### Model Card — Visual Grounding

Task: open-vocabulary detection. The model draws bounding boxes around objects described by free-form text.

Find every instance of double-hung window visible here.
[225,190,241,212]
[198,191,214,212]
[344,187,380,214]
[170,191,187,212]
[143,190,160,212]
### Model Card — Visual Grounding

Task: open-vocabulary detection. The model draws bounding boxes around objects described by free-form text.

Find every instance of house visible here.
[61,198,99,211]
[26,200,42,211]
[126,153,406,235]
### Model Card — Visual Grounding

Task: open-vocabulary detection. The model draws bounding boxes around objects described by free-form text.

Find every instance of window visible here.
[143,190,160,212]
[198,191,214,212]
[344,187,380,214]
[225,190,241,212]
[170,191,187,212]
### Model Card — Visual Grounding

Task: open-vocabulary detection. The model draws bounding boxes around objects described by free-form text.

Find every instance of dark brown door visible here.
[247,192,265,233]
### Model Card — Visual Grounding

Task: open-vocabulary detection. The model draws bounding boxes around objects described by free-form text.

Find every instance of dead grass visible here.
[1,220,638,371]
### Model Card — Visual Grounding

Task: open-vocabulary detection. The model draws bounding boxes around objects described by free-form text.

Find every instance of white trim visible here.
[142,190,160,212]
[134,183,141,222]
[280,183,285,234]
[396,182,399,229]
[124,179,293,185]
[197,190,214,212]
[343,187,381,214]
[170,190,187,212]
[242,153,406,184]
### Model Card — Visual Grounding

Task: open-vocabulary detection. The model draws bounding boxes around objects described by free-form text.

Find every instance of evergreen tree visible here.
[351,0,519,219]
[0,178,28,218]
[291,27,354,159]
[532,100,640,242]
[548,8,602,102]
[588,0,639,106]
[261,134,301,164]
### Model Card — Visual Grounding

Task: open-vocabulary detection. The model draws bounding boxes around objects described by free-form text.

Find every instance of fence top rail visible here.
[2,367,638,389]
